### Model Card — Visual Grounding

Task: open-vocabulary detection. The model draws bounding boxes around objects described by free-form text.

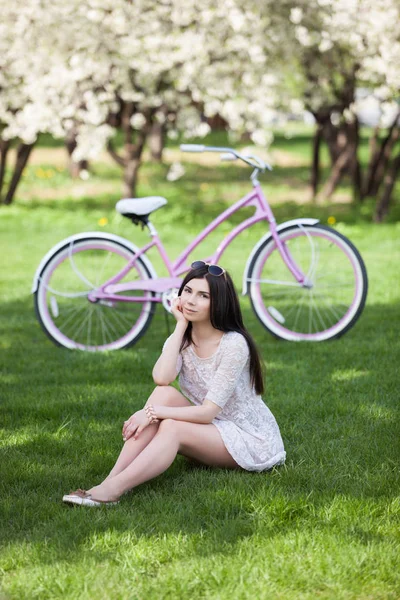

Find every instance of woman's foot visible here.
[62,488,120,507]
[62,482,121,507]
[86,483,120,503]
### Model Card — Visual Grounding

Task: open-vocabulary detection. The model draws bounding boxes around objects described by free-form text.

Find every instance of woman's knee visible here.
[146,385,190,408]
[147,385,176,405]
[153,385,175,397]
[157,418,180,436]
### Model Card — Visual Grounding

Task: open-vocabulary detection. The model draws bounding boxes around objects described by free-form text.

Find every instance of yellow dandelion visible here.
[327,216,336,225]
[200,183,209,191]
[98,217,108,227]
[36,168,45,178]
[46,169,55,178]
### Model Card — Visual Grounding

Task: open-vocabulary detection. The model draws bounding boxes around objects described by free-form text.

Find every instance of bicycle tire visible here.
[34,236,156,350]
[247,224,368,341]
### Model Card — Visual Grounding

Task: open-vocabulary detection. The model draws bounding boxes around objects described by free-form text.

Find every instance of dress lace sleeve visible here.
[162,335,183,374]
[204,334,250,408]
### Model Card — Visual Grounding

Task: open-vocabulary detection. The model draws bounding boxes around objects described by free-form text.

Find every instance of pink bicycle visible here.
[33,144,368,350]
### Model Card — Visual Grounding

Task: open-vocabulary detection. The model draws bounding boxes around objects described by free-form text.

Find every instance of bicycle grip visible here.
[221,153,236,161]
[180,144,206,152]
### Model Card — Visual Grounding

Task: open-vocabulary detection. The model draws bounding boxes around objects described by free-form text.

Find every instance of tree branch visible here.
[3,142,34,205]
[374,151,400,222]
[0,139,11,201]
[107,139,126,168]
[363,109,400,198]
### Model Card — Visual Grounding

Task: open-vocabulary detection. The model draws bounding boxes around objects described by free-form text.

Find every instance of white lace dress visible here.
[163,331,286,472]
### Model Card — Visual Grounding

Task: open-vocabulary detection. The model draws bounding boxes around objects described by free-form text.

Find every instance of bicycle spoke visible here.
[312,291,352,313]
[100,310,122,341]
[279,301,298,322]
[292,300,304,333]
[310,291,328,331]
[95,250,114,286]
[40,280,90,298]
[313,293,346,322]
[248,278,301,287]
[58,303,90,333]
[68,305,95,343]
[259,286,302,299]
[106,305,136,333]
[68,245,96,289]
[315,281,355,289]
[96,308,110,347]
[87,307,92,347]
[321,299,343,323]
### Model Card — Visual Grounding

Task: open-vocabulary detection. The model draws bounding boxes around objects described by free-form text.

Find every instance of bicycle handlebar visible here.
[180,144,207,152]
[180,144,272,171]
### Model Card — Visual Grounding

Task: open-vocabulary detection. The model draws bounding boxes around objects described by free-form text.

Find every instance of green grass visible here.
[1,134,400,599]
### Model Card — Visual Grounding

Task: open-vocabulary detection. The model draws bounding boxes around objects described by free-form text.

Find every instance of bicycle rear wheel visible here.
[248,224,368,341]
[34,236,156,350]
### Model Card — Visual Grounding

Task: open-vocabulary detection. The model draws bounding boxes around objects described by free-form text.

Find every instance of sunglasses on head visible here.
[190,260,226,277]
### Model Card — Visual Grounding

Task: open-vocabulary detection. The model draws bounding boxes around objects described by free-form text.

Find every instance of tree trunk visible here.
[374,151,400,222]
[107,100,152,197]
[352,154,362,202]
[122,158,141,197]
[314,113,360,203]
[122,126,148,197]
[370,121,399,197]
[122,102,149,197]
[0,139,11,200]
[65,130,88,178]
[3,142,35,205]
[320,120,348,166]
[317,145,353,202]
[321,121,338,165]
[360,125,380,200]
[310,123,322,198]
[148,121,165,162]
[69,157,89,179]
[350,117,362,202]
[362,110,400,199]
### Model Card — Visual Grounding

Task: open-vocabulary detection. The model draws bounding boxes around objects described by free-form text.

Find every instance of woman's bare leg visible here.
[89,419,240,501]
[103,386,191,481]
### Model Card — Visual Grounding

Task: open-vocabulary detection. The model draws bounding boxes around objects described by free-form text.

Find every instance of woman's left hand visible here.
[122,409,150,441]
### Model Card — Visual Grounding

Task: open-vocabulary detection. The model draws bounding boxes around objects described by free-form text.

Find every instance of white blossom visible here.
[130,113,147,130]
[250,129,273,147]
[290,8,303,24]
[166,162,186,181]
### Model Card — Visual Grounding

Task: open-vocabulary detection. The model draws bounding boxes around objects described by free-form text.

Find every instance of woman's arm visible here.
[152,320,187,386]
[125,400,222,440]
[153,400,221,424]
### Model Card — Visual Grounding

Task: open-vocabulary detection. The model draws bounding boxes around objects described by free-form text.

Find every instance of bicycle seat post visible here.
[147,220,158,237]
[251,168,261,187]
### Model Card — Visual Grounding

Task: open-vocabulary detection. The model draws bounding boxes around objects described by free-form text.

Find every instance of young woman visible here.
[63,261,286,507]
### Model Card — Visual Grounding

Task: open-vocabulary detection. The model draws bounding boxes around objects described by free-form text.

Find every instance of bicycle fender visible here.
[241,218,319,295]
[31,232,158,293]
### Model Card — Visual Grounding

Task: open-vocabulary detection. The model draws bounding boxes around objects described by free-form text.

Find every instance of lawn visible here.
[0,131,399,599]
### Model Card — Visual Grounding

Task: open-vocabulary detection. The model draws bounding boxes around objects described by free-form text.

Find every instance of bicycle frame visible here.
[88,184,307,304]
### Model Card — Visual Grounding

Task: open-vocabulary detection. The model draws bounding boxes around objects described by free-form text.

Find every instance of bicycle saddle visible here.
[116,196,168,219]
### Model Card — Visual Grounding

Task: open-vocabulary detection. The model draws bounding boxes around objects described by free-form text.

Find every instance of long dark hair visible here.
[178,265,264,395]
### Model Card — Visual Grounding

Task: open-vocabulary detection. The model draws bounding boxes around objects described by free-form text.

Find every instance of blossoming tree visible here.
[1,0,287,202]
[1,0,398,218]
[285,0,400,219]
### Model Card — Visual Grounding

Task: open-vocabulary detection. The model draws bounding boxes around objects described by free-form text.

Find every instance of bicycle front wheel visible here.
[248,224,368,341]
[34,236,156,350]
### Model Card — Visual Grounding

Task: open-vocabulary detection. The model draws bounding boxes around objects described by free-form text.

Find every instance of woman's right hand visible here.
[171,297,188,325]
[122,409,150,441]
